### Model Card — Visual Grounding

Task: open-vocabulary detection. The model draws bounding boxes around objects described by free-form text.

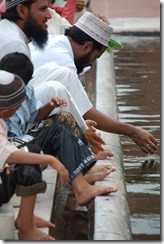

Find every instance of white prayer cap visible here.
[74,11,113,47]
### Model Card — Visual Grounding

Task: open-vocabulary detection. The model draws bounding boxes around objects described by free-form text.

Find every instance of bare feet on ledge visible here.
[94,150,114,160]
[85,164,116,184]
[18,224,55,240]
[75,184,118,206]
[15,215,55,229]
[88,164,116,174]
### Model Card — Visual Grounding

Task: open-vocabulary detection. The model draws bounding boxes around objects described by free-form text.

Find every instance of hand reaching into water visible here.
[128,125,158,154]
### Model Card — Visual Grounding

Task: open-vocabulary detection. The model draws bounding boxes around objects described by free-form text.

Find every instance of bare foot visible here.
[87,164,116,174]
[85,166,116,184]
[75,184,118,206]
[95,150,114,160]
[15,215,55,229]
[18,224,55,240]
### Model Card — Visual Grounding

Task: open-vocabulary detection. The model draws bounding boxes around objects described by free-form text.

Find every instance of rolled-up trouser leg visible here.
[28,122,97,181]
[0,164,46,206]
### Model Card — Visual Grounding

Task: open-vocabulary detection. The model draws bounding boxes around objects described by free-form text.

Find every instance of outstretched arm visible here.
[83,107,158,154]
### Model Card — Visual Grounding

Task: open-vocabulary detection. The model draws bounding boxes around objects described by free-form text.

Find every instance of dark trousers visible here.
[28,121,96,180]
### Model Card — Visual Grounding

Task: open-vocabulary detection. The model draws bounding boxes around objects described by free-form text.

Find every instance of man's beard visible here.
[24,15,48,50]
[75,51,92,75]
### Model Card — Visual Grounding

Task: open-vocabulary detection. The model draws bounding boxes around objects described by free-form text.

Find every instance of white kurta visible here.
[30,62,91,132]
[0,19,31,60]
[0,19,87,132]
[30,35,93,117]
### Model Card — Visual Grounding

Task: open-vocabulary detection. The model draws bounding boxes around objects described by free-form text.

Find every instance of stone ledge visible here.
[91,51,132,240]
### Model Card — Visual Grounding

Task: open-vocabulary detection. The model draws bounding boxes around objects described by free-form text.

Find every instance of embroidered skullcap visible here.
[6,0,29,10]
[74,11,113,47]
[0,70,26,109]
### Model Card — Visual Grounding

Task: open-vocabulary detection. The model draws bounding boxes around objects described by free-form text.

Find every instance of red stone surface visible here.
[90,0,160,18]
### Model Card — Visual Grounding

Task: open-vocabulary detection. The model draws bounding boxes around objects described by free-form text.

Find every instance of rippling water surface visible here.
[114,34,160,240]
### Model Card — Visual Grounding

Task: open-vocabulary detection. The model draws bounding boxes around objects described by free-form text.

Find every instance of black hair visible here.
[1,0,36,21]
[0,52,34,85]
[65,25,103,51]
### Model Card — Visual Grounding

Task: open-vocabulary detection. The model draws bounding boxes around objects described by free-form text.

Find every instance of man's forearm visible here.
[83,107,134,136]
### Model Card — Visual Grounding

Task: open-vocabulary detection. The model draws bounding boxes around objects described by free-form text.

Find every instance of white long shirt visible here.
[0,19,30,60]
[30,35,92,116]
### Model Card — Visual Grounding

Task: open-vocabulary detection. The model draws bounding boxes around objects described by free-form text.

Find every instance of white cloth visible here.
[32,80,88,132]
[30,35,92,116]
[30,59,92,116]
[0,119,18,171]
[47,8,71,35]
[30,61,92,125]
[30,35,76,73]
[0,20,87,132]
[0,19,31,60]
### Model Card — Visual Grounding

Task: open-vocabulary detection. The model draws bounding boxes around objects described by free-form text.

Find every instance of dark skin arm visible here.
[34,96,67,123]
[83,107,158,154]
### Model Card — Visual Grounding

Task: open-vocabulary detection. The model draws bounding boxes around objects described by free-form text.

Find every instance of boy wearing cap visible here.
[0,70,70,240]
[30,11,158,155]
[0,52,118,225]
[0,69,118,240]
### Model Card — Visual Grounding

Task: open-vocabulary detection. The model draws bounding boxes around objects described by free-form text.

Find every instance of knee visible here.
[16,164,42,186]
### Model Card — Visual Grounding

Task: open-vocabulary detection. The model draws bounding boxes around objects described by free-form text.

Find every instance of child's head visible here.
[0,70,26,117]
[0,52,34,85]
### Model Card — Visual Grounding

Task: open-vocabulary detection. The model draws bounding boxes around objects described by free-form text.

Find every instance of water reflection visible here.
[131,214,160,235]
[114,34,160,240]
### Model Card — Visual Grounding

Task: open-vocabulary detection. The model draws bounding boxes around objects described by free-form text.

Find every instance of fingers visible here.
[94,12,110,24]
[51,96,67,107]
[85,119,97,128]
[93,132,106,145]
[144,142,158,154]
[76,0,86,11]
[132,127,158,154]
[142,134,158,154]
[60,172,69,185]
[92,145,104,155]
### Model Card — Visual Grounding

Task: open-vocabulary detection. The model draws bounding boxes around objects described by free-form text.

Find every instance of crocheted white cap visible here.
[6,0,29,10]
[74,11,113,47]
